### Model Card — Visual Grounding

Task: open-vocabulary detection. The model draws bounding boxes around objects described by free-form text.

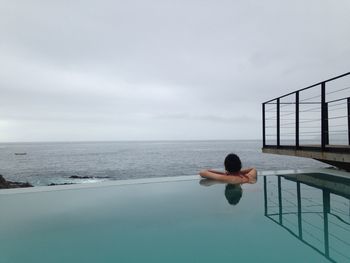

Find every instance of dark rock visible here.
[69,175,92,179]
[0,175,33,189]
[48,183,75,186]
[0,175,7,185]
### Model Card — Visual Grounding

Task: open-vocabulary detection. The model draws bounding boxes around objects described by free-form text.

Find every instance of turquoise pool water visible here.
[0,170,349,263]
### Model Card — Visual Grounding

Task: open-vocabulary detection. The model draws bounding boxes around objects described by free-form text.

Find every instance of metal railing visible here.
[262,72,350,152]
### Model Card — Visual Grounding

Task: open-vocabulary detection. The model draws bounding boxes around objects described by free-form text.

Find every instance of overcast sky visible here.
[1,0,350,142]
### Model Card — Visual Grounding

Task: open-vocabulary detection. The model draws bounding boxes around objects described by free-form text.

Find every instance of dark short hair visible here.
[225,184,243,205]
[224,153,242,173]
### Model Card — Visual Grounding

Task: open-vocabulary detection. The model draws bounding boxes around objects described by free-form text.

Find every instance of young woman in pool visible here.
[199,153,257,184]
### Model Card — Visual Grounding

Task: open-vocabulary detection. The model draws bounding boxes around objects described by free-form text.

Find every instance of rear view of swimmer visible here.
[199,153,257,184]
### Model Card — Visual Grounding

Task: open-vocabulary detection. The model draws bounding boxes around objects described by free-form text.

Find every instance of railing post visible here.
[264,176,267,216]
[348,97,350,145]
[295,91,299,149]
[278,176,282,224]
[296,182,302,239]
[325,102,329,145]
[277,98,280,147]
[321,82,328,150]
[262,103,266,147]
[323,190,330,258]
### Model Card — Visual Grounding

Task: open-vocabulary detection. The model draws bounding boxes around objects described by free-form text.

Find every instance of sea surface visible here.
[0,140,327,186]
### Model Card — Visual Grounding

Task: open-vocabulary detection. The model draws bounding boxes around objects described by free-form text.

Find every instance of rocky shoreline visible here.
[0,174,111,189]
[0,175,33,189]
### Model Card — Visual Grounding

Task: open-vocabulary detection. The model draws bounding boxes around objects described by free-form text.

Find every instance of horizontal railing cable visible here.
[326,86,350,96]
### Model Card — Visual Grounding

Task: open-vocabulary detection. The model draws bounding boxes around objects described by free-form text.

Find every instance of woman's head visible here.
[224,153,242,174]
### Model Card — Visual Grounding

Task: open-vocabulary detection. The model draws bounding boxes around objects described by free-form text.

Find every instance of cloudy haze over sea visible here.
[1,0,350,142]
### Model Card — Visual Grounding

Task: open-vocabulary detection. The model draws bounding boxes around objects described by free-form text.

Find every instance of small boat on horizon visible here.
[14,153,27,155]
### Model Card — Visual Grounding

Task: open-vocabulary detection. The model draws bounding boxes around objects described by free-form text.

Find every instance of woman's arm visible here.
[208,169,227,175]
[199,170,248,184]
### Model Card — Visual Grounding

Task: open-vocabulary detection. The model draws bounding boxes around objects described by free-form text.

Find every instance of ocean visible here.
[0,140,327,186]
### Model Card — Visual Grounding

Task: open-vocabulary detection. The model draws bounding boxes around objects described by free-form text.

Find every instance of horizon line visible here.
[0,138,262,144]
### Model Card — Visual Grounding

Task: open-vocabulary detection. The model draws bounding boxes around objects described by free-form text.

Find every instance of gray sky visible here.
[1,0,350,142]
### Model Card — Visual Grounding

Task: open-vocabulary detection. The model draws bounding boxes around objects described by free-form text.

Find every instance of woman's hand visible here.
[243,168,257,183]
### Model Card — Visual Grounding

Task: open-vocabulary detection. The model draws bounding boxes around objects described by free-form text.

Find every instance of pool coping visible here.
[0,168,349,195]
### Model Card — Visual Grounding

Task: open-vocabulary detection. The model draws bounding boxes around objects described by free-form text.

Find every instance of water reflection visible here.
[199,179,243,205]
[264,173,350,263]
[225,184,242,205]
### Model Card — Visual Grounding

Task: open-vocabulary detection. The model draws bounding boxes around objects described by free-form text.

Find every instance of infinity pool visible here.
[0,169,349,263]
